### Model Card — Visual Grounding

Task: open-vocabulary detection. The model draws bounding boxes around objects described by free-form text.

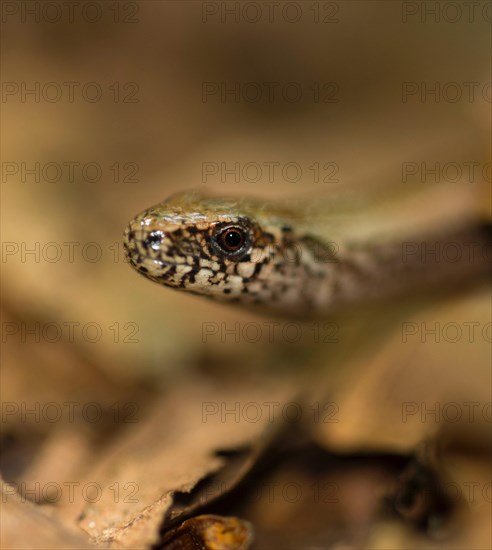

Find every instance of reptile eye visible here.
[220,228,244,250]
[213,225,250,257]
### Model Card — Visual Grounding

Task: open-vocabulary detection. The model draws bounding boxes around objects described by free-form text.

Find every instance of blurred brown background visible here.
[1,2,491,549]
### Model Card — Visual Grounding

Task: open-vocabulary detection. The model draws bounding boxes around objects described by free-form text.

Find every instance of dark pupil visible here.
[222,229,244,250]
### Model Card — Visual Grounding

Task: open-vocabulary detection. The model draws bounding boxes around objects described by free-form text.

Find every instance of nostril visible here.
[144,230,164,249]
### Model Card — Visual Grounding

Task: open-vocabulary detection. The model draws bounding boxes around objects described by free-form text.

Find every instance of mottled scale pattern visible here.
[123,191,491,317]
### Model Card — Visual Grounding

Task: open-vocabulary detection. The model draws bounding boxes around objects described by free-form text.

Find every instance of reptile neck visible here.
[304,222,491,315]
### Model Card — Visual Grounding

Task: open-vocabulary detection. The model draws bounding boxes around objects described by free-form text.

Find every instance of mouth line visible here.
[128,253,203,277]
[125,239,218,282]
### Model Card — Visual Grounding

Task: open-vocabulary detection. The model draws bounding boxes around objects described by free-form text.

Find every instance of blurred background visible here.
[1,2,491,549]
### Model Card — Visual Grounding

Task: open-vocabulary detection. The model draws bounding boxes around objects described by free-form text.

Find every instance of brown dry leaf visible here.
[0,478,96,550]
[311,284,491,453]
[66,378,295,548]
[159,515,253,550]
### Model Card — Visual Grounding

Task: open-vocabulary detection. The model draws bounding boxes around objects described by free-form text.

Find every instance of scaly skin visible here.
[123,190,490,317]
